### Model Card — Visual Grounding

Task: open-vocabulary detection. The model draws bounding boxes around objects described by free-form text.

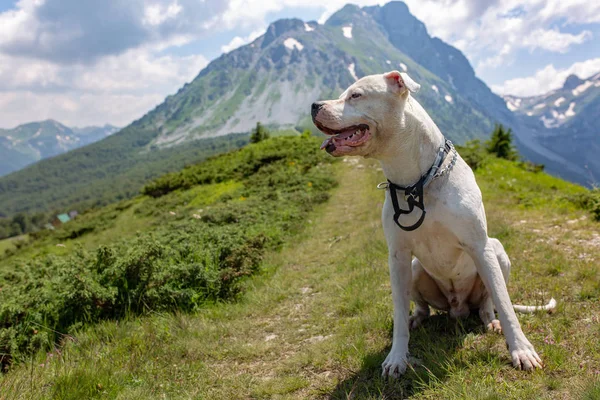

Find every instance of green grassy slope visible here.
[1,147,599,399]
[0,130,249,217]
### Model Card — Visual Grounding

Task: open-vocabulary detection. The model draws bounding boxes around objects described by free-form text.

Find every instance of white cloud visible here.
[492,58,600,97]
[0,91,165,128]
[0,0,228,64]
[397,0,597,73]
[221,28,265,53]
[143,1,183,26]
[0,0,216,128]
[0,48,207,127]
[521,28,592,53]
[477,44,512,70]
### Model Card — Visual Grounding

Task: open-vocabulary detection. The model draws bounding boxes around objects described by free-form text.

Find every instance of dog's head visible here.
[311,71,420,157]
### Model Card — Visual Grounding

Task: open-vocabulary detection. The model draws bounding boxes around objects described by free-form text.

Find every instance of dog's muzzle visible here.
[311,102,324,119]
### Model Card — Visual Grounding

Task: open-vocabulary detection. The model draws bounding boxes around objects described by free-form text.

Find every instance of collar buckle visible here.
[382,137,454,231]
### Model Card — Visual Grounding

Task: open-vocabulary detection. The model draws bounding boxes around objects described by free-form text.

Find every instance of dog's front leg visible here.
[467,239,543,370]
[382,247,412,378]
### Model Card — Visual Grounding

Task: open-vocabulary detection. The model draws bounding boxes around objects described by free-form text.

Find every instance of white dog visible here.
[311,71,556,378]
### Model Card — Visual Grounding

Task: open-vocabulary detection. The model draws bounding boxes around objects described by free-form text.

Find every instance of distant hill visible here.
[0,120,119,176]
[503,71,600,185]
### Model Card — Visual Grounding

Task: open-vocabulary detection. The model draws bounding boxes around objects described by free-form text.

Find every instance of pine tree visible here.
[250,122,270,143]
[486,124,518,161]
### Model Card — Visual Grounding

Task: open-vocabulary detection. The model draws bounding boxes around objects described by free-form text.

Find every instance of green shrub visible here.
[567,189,600,221]
[456,139,488,170]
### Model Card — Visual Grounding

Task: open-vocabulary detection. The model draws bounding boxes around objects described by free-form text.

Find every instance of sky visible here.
[0,0,599,128]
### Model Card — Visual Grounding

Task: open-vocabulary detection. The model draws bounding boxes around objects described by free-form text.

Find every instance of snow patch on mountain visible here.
[283,38,304,51]
[304,23,314,32]
[444,95,453,103]
[554,97,565,107]
[572,81,593,96]
[565,102,576,117]
[431,85,439,94]
[342,26,352,39]
[348,63,358,81]
[505,97,521,111]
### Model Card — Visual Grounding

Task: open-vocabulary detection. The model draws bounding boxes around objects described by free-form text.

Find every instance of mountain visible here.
[503,71,600,184]
[0,120,119,176]
[149,3,507,147]
[0,1,591,216]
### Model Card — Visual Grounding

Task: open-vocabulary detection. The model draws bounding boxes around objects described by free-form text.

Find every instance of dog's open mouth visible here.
[318,124,371,153]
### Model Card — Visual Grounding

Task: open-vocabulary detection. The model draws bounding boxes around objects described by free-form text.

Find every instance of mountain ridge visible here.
[503,70,600,184]
[0,120,119,177]
[0,1,596,216]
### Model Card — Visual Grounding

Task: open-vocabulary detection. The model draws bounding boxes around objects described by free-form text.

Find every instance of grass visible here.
[1,155,599,399]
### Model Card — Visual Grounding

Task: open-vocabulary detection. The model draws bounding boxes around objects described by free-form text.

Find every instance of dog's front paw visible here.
[510,340,543,371]
[381,349,409,379]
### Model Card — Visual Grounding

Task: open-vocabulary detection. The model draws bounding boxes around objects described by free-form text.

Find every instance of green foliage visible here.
[0,211,49,240]
[517,160,545,173]
[458,126,543,173]
[0,136,337,367]
[486,124,518,161]
[250,122,270,144]
[567,188,600,221]
[455,139,487,170]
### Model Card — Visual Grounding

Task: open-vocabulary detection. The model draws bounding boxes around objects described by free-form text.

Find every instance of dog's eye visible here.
[350,93,362,99]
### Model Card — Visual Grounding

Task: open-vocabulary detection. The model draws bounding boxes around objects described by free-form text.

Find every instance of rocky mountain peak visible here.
[325,4,363,26]
[367,1,427,38]
[261,18,306,49]
[563,74,584,90]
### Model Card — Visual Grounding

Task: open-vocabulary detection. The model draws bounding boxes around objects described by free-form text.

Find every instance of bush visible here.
[567,189,600,221]
[0,135,337,366]
[456,139,487,170]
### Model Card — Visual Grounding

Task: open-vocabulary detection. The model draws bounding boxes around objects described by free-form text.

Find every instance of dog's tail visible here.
[513,298,557,314]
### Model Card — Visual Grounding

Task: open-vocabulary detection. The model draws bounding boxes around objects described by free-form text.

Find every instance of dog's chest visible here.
[407,222,478,283]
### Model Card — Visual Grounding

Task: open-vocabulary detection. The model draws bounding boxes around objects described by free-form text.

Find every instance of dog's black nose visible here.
[311,102,325,119]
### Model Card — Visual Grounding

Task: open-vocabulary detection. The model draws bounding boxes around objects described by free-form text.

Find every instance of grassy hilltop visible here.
[1,135,600,399]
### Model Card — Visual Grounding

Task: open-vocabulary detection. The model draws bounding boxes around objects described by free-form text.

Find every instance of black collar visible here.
[384,138,455,231]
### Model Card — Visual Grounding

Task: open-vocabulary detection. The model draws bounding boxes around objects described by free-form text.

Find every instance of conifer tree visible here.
[486,124,518,161]
[250,122,270,143]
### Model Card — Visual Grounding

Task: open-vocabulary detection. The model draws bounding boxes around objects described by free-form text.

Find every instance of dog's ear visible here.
[384,71,420,94]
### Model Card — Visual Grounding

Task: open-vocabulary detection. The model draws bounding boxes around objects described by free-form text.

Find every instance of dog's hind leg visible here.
[478,238,510,333]
[491,238,511,285]
[410,258,447,329]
